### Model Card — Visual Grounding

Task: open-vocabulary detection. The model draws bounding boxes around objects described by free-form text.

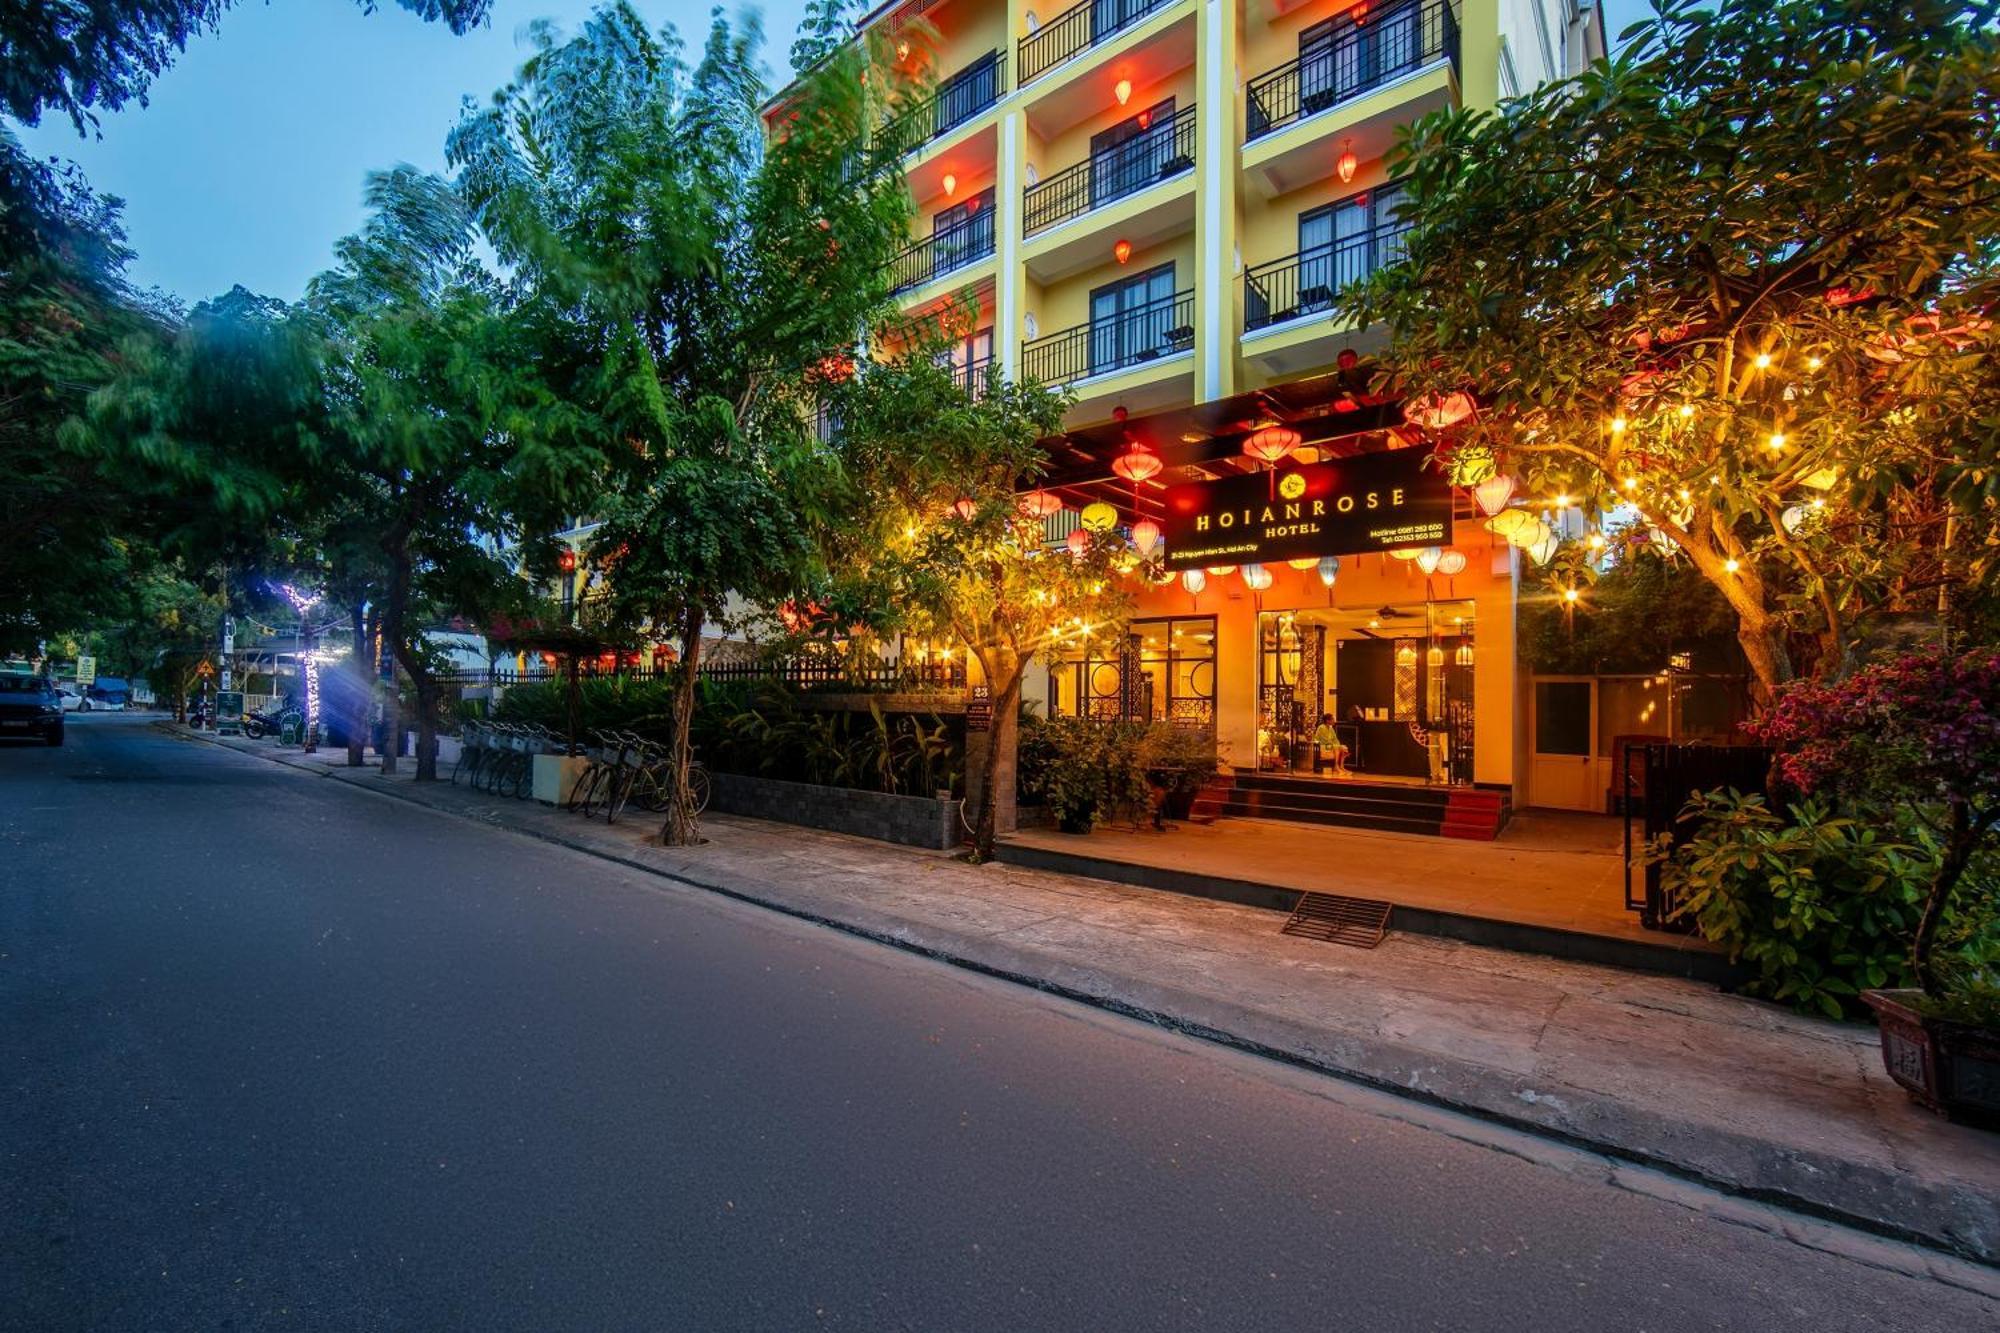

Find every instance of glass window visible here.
[1088,262,1176,376]
[1535,680,1593,756]
[1047,616,1214,725]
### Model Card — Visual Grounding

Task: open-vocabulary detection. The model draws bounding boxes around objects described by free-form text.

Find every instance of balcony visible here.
[1024,103,1197,236]
[1018,0,1182,86]
[1243,220,1409,334]
[887,209,997,295]
[1022,289,1194,387]
[950,353,995,399]
[1244,0,1459,143]
[877,50,1007,158]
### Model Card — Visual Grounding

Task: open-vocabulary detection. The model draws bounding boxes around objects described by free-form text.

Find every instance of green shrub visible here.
[1660,790,1952,1019]
[1018,715,1221,833]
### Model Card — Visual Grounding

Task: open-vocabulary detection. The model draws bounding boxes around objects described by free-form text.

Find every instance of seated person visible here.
[1313,713,1349,776]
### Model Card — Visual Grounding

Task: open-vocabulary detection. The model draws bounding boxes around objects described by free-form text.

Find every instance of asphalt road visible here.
[3,718,1993,1331]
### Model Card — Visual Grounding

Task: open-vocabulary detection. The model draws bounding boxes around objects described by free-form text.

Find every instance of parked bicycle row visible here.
[452,721,711,826]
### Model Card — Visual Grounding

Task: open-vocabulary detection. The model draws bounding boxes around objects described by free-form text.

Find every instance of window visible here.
[1295,183,1408,303]
[1048,616,1215,725]
[1088,262,1177,376]
[937,326,994,396]
[1534,681,1593,756]
[931,187,995,276]
[1299,0,1425,112]
[1089,99,1178,207]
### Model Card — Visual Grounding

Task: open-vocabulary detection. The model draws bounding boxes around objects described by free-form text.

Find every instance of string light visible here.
[1724,558,1741,573]
[1678,404,1695,419]
[1806,356,1823,371]
[1753,353,1772,369]
[1609,416,1627,433]
[1562,588,1579,603]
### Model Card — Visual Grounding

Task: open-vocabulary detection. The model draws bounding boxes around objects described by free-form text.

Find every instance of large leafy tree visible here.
[307,167,598,779]
[448,1,914,841]
[1348,0,2000,701]
[819,345,1131,859]
[3,0,493,133]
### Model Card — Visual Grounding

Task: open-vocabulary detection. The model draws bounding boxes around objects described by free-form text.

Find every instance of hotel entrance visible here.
[1255,597,1476,785]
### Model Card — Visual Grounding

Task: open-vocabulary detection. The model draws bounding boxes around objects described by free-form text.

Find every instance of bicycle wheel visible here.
[604,765,633,825]
[503,754,531,800]
[564,761,600,812]
[687,765,712,815]
[578,764,613,820]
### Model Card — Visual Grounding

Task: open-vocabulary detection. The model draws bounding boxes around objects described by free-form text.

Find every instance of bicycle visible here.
[452,721,492,786]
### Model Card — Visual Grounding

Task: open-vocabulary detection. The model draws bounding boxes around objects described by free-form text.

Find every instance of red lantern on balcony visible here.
[1112,443,1162,484]
[1336,140,1358,183]
[1242,424,1301,465]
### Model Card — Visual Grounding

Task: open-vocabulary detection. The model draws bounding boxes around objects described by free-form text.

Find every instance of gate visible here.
[1622,743,1772,932]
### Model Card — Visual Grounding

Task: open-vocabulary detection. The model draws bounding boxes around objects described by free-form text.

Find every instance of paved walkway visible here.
[167,725,2000,1266]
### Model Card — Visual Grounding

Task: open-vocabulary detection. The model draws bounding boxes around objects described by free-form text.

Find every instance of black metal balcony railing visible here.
[1244,0,1459,142]
[950,353,995,398]
[1243,220,1411,333]
[876,50,1007,158]
[887,209,997,293]
[1023,104,1197,235]
[1022,289,1195,386]
[1019,0,1182,85]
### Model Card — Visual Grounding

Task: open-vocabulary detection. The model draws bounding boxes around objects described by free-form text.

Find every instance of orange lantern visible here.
[1066,528,1090,558]
[1130,519,1163,557]
[1112,444,1162,484]
[1113,239,1133,265]
[1336,142,1358,183]
[1018,489,1063,519]
[953,497,978,521]
[1242,425,1301,465]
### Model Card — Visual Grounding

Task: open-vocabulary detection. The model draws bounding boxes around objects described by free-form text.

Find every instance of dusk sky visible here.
[16,0,1654,307]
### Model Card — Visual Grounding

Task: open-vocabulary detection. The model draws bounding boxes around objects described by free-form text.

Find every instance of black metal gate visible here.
[1622,743,1772,932]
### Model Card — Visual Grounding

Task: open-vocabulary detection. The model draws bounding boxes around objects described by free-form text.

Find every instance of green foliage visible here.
[1661,791,1935,1018]
[1018,716,1222,833]
[1661,786,2000,1020]
[1522,551,1742,675]
[1348,0,2000,694]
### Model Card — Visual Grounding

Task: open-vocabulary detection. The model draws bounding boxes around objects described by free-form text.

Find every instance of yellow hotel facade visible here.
[776,0,1613,832]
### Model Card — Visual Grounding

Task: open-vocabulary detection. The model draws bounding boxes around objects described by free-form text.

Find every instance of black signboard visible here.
[1162,448,1452,570]
[965,684,993,733]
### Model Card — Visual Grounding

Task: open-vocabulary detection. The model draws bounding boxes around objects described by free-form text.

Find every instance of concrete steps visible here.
[1216,771,1510,840]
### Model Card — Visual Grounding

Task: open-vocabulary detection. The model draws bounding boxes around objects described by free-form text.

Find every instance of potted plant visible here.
[1755,647,2000,1127]
[1139,721,1221,825]
[1031,716,1107,834]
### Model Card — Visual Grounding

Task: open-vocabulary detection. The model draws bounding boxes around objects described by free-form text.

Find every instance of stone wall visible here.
[709,773,963,851]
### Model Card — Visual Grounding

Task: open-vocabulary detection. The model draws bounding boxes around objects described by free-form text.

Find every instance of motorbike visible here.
[241,701,300,740]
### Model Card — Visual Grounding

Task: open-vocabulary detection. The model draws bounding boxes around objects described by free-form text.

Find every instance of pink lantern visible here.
[1436,549,1468,577]
[1403,391,1476,430]
[1130,519,1163,557]
[1241,425,1301,466]
[1472,474,1517,517]
[1066,528,1089,558]
[953,497,978,521]
[1112,444,1163,484]
[1018,489,1064,519]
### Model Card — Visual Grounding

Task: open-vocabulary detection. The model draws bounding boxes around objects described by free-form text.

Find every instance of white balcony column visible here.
[1194,0,1237,404]
[996,106,1029,382]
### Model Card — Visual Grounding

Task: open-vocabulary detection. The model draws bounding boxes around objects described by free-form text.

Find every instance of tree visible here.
[1347,0,2000,702]
[819,347,1132,859]
[1754,646,2000,1002]
[307,167,596,779]
[449,1,915,842]
[3,0,494,133]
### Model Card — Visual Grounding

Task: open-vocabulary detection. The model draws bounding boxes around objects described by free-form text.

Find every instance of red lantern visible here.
[1066,528,1090,558]
[1403,391,1476,430]
[557,549,578,573]
[1112,444,1162,484]
[1113,239,1133,265]
[953,497,978,521]
[1336,145,1358,183]
[1242,425,1301,465]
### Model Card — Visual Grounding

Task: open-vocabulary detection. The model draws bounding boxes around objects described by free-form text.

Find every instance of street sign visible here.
[216,690,244,736]
[965,684,992,733]
[196,660,215,678]
[75,655,96,686]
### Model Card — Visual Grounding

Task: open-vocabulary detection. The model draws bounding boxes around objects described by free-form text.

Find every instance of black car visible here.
[0,674,63,745]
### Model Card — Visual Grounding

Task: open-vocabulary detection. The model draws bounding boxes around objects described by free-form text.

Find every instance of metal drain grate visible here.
[1281,891,1392,948]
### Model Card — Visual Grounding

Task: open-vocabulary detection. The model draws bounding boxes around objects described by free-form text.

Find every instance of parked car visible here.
[0,674,63,745]
[55,683,85,712]
[85,677,130,711]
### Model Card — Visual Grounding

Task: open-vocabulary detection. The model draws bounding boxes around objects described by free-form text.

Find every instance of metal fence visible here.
[1623,742,1773,932]
[1243,220,1411,332]
[439,659,968,694]
[1024,103,1197,235]
[1244,0,1459,141]
[1019,0,1180,85]
[887,207,997,293]
[1022,289,1195,386]
[876,50,1006,158]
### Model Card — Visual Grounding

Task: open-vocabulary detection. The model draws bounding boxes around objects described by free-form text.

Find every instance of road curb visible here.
[162,722,2000,1268]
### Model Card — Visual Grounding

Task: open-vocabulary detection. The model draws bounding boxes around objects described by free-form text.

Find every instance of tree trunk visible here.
[1733,617,1793,708]
[659,606,705,847]
[347,605,368,767]
[380,548,408,776]
[1912,800,1980,999]
[971,649,1023,862]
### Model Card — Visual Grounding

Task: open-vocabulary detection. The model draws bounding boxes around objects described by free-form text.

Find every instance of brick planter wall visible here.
[709,772,963,851]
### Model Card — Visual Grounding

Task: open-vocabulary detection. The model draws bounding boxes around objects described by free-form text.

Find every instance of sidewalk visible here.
[167,723,2000,1267]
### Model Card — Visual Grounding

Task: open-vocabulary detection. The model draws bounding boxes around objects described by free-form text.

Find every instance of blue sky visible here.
[17,0,1653,307]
